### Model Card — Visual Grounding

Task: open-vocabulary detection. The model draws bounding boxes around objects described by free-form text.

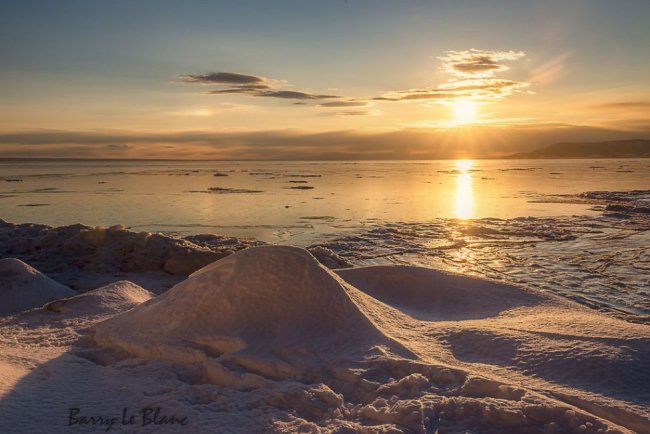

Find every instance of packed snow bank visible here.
[336,265,544,321]
[336,265,650,433]
[92,246,409,386]
[0,258,75,315]
[84,247,649,433]
[43,280,153,317]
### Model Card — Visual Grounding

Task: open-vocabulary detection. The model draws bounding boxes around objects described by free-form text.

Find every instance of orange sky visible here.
[1,1,649,159]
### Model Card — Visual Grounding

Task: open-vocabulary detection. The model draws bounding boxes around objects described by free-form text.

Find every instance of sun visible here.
[452,100,478,125]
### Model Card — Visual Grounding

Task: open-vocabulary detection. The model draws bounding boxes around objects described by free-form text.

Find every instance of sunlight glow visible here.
[454,159,474,219]
[452,100,478,125]
[456,159,473,173]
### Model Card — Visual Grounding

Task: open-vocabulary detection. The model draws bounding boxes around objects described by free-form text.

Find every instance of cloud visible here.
[176,72,266,85]
[377,49,530,103]
[319,100,369,107]
[339,111,371,116]
[1,122,648,160]
[179,71,341,101]
[258,90,340,100]
[207,84,273,95]
[178,49,529,107]
[378,80,528,102]
[592,101,650,110]
[209,89,340,100]
[439,49,525,78]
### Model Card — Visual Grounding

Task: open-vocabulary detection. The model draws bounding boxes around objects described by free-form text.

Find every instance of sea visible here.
[1,158,649,322]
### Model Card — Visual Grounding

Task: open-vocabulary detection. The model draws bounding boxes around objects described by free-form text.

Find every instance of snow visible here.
[91,246,409,380]
[0,246,648,433]
[335,264,545,321]
[0,258,75,315]
[43,280,153,317]
[0,219,259,292]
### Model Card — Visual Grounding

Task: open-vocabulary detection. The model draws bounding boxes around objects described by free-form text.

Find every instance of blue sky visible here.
[1,0,649,158]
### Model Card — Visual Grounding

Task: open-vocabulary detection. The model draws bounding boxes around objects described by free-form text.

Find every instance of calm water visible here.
[1,159,648,243]
[2,158,650,322]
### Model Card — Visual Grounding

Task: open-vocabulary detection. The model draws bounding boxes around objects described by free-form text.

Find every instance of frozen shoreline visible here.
[1,189,649,432]
[2,187,649,323]
[0,245,648,433]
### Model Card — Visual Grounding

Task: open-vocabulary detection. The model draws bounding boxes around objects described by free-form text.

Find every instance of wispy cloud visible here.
[207,84,273,95]
[439,49,525,78]
[338,111,373,116]
[258,90,339,100]
[178,71,341,101]
[177,49,529,109]
[319,100,369,107]
[177,72,267,85]
[378,49,530,103]
[592,101,650,110]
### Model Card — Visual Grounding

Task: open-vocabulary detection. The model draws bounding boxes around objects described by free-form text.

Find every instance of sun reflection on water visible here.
[454,159,474,220]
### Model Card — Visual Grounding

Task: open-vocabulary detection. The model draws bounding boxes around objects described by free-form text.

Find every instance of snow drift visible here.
[92,246,410,386]
[85,246,649,433]
[0,258,75,315]
[336,264,544,321]
[43,280,153,317]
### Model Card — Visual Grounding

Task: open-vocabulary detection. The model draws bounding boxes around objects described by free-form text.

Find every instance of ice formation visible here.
[0,219,260,291]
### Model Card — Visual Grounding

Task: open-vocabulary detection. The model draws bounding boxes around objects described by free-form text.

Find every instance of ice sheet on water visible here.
[312,190,650,323]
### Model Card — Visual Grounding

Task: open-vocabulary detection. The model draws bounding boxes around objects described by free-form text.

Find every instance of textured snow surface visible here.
[43,280,154,317]
[92,246,405,367]
[0,258,75,315]
[0,246,648,433]
[0,219,261,292]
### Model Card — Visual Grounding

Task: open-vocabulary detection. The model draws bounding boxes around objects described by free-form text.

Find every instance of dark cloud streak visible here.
[319,101,368,107]
[179,70,342,101]
[258,90,340,100]
[177,72,266,85]
[178,50,528,109]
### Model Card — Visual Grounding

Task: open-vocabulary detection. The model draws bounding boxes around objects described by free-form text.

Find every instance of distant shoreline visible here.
[2,139,650,162]
[1,156,649,162]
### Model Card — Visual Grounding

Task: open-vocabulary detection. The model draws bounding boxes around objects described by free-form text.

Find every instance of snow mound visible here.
[43,280,153,317]
[4,248,647,433]
[336,265,546,321]
[92,246,407,385]
[0,258,75,315]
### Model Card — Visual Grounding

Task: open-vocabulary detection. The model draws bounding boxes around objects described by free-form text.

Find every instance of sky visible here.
[1,0,649,159]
